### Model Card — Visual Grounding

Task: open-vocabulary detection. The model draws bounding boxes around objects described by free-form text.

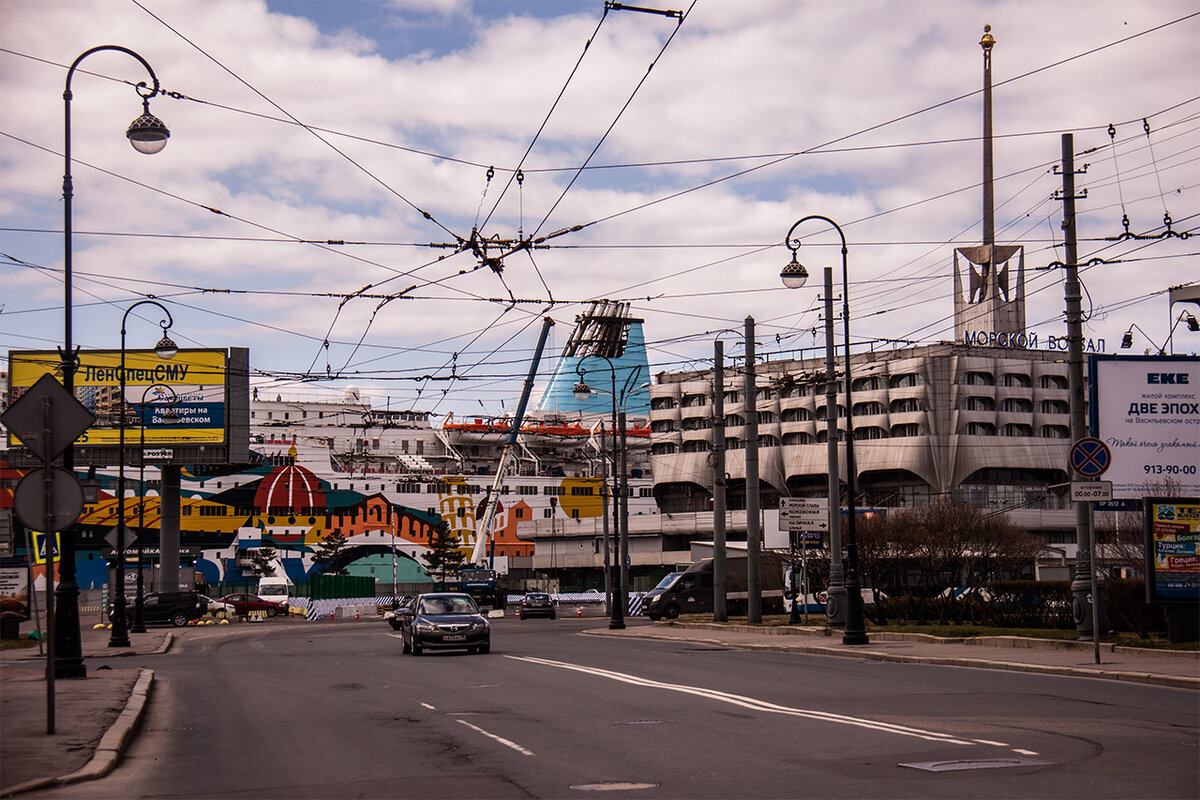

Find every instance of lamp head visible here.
[127,97,170,155]
[154,332,178,360]
[1188,313,1199,333]
[572,381,592,402]
[1121,329,1134,349]
[780,252,809,289]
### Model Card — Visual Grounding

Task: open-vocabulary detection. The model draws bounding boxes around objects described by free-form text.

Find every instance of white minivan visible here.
[257,576,294,613]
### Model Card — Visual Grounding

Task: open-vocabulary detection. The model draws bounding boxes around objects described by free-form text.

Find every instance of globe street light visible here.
[111,300,177,647]
[131,383,178,633]
[782,215,869,645]
[59,45,170,674]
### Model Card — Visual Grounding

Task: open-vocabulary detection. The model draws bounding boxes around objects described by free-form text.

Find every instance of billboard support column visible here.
[160,466,181,592]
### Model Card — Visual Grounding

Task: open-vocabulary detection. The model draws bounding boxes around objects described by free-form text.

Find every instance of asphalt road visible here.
[24,617,1200,799]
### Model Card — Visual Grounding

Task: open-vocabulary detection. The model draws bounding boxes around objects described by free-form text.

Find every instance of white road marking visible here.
[507,655,979,746]
[457,719,536,756]
[420,702,436,710]
[1013,748,1041,756]
[973,739,1009,747]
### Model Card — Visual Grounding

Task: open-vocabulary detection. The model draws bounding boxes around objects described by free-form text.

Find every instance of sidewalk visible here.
[0,625,169,797]
[590,620,1200,689]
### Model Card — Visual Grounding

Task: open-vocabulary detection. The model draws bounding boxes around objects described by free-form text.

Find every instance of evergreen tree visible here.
[248,546,277,577]
[313,528,350,575]
[421,522,465,588]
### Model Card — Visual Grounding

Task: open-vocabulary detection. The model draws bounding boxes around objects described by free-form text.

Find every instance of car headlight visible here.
[471,619,489,631]
[415,620,437,632]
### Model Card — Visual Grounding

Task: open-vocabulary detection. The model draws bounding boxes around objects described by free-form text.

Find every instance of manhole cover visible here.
[900,758,1054,772]
[570,782,659,791]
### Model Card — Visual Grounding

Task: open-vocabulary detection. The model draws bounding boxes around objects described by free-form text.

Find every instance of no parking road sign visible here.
[1070,437,1111,478]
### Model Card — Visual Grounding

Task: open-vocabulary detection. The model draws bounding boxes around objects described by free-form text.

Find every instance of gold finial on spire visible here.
[981,24,995,52]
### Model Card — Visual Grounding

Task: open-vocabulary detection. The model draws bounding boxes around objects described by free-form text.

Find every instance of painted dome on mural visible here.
[254,456,326,511]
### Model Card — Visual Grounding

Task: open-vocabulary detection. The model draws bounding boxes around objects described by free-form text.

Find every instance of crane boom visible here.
[469,316,555,565]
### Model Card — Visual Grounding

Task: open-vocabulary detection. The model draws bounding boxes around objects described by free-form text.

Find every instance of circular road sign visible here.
[13,467,85,532]
[1070,437,1111,478]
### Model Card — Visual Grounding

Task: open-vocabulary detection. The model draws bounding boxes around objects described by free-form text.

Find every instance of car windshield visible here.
[259,586,287,597]
[526,594,549,603]
[653,572,683,591]
[418,596,478,615]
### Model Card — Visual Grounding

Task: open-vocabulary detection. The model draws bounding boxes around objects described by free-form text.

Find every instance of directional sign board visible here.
[1070,437,1112,478]
[779,497,829,531]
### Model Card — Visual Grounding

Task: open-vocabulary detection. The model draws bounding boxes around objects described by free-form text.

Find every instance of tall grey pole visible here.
[600,424,611,616]
[618,411,630,613]
[160,466,181,593]
[712,340,728,622]
[823,266,846,624]
[1060,132,1108,648]
[744,317,761,622]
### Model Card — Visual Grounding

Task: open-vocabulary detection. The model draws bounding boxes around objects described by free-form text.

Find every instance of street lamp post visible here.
[781,215,869,645]
[132,383,178,633]
[111,301,177,647]
[574,359,625,630]
[61,45,170,671]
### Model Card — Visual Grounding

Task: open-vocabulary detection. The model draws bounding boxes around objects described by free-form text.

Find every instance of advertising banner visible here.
[7,349,229,448]
[1143,497,1200,604]
[0,564,31,622]
[1090,355,1200,499]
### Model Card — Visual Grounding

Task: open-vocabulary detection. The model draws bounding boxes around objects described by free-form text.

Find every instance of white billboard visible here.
[1091,355,1200,500]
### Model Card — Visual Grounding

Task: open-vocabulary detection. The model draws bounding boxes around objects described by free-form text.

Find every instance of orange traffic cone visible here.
[576,607,582,617]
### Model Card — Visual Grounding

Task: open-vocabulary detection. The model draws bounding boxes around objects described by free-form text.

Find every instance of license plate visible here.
[443,634,466,641]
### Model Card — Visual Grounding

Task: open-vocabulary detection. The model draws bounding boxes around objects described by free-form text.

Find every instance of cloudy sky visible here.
[2,0,1197,418]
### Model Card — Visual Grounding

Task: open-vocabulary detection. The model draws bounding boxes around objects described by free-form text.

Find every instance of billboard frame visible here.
[5,347,249,467]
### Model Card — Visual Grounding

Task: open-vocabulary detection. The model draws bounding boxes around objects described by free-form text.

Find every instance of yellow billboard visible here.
[7,349,229,446]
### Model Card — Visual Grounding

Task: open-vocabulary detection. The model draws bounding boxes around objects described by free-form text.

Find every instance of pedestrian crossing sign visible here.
[31,531,62,564]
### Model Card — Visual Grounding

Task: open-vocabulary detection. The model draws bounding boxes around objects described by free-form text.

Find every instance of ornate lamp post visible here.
[111,300,177,646]
[60,45,170,672]
[131,383,178,633]
[781,215,869,645]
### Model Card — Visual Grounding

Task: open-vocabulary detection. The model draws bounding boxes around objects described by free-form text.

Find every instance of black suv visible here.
[109,591,204,628]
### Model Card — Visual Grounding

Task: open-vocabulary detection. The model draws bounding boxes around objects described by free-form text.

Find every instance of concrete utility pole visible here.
[744,317,761,623]
[712,339,728,622]
[1058,132,1109,641]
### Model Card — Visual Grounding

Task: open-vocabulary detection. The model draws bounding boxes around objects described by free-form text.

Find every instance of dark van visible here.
[642,553,789,620]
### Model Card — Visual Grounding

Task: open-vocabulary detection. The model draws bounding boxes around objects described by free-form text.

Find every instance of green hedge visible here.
[310,574,375,600]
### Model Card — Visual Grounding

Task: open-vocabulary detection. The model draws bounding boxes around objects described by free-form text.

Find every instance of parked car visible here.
[398,592,490,655]
[384,596,414,630]
[108,591,204,628]
[200,595,234,616]
[218,593,286,617]
[518,592,557,620]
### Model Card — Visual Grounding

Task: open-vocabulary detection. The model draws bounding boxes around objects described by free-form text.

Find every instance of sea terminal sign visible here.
[779,498,829,532]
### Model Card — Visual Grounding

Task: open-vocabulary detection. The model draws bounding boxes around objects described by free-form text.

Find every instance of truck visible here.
[641,552,790,620]
[446,567,507,610]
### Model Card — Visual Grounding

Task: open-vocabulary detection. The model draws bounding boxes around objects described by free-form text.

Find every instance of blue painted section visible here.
[538,321,651,415]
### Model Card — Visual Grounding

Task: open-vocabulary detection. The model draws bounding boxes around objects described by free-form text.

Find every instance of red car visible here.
[218,593,286,617]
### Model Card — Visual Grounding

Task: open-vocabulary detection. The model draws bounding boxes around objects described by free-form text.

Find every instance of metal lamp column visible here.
[573,358,625,629]
[111,300,177,647]
[62,46,170,668]
[781,215,868,645]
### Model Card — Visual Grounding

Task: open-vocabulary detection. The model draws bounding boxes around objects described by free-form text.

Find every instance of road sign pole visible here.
[41,396,56,734]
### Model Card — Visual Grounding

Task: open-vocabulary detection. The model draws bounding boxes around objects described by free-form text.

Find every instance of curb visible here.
[584,628,1200,691]
[0,669,155,798]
